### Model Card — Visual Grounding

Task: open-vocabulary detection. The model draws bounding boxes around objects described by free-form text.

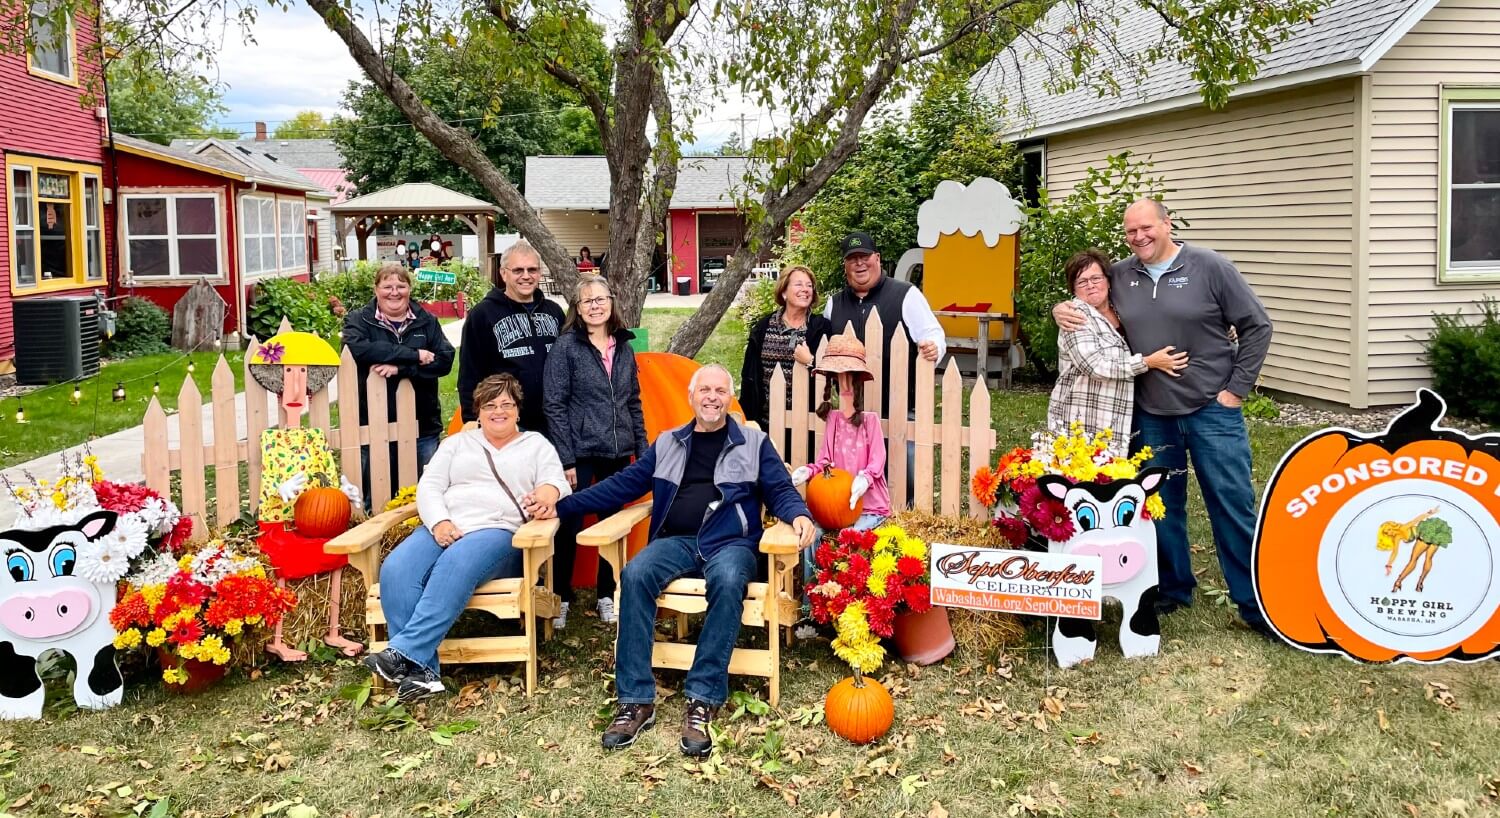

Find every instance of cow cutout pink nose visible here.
[0,588,93,640]
[1071,540,1147,585]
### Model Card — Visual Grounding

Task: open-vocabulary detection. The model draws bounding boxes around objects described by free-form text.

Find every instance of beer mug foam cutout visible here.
[913,178,1026,340]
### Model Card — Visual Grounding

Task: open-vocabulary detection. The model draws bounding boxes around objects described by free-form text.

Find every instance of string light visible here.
[112,382,126,402]
[70,385,82,405]
[186,361,196,374]
[14,405,26,424]
[152,381,161,395]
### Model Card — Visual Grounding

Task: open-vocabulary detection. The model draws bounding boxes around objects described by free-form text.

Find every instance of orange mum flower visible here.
[970,466,1001,507]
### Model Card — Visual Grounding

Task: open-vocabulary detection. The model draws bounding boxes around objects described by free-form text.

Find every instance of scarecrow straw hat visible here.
[815,327,873,382]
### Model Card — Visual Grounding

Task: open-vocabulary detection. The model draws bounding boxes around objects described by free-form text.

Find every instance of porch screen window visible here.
[278,199,306,270]
[1444,94,1500,281]
[125,194,222,277]
[11,168,35,287]
[241,195,278,275]
[28,0,74,80]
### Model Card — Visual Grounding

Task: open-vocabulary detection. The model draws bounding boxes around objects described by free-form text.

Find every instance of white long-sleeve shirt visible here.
[416,428,571,534]
[823,286,947,361]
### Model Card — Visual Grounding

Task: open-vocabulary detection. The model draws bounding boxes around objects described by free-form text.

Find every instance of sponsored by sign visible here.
[416,269,456,284]
[1254,390,1500,664]
[929,543,1102,620]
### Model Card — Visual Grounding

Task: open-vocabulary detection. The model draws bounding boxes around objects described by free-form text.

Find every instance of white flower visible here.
[135,497,166,530]
[16,505,88,531]
[106,514,152,559]
[188,543,258,585]
[128,552,181,587]
[75,538,131,583]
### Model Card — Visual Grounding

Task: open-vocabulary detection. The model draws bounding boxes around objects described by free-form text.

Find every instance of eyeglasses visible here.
[581,296,613,307]
[508,266,541,276]
[1075,275,1107,288]
[483,402,518,412]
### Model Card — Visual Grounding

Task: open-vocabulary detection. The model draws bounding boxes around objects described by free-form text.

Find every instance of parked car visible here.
[700,257,726,291]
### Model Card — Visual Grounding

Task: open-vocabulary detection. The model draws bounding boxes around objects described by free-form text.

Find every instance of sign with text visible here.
[929,544,1102,620]
[1254,390,1500,664]
[416,269,456,285]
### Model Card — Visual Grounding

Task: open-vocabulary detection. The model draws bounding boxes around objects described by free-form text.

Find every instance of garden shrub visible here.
[1017,152,1176,377]
[737,276,781,327]
[1425,297,1500,424]
[317,259,492,315]
[108,296,171,358]
[248,277,341,341]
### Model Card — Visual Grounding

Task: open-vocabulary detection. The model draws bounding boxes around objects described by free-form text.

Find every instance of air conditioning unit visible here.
[14,296,102,385]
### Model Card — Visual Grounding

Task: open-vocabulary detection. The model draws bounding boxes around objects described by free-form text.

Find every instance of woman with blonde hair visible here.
[739,265,833,429]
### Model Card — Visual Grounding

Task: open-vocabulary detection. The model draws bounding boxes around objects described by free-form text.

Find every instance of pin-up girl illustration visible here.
[1376,507,1439,579]
[249,331,365,661]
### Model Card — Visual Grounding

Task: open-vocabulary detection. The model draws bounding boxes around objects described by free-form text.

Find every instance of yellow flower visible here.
[899,537,927,560]
[223,619,244,636]
[832,602,884,673]
[84,455,103,482]
[113,629,142,650]
[197,634,225,658]
[1100,460,1138,481]
[870,552,897,580]
[178,642,199,661]
[162,667,185,684]
[145,628,168,647]
[210,648,232,665]
[866,574,888,597]
[142,584,167,610]
[245,615,262,626]
[178,554,194,570]
[1145,495,1167,521]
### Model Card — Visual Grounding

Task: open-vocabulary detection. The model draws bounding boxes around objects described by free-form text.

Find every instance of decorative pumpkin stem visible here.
[852,668,865,688]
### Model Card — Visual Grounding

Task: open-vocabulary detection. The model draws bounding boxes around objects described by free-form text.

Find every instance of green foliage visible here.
[737,276,780,327]
[248,278,341,342]
[319,260,493,313]
[108,296,171,358]
[274,111,331,139]
[784,79,1023,320]
[1415,517,1454,548]
[1425,297,1500,425]
[1016,152,1176,376]
[1241,390,1281,420]
[104,41,235,144]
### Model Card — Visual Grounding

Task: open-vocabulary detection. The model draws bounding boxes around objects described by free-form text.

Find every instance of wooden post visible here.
[811,336,827,464]
[967,378,994,519]
[940,361,963,517]
[887,324,910,511]
[177,377,207,541]
[395,380,418,490]
[862,311,883,420]
[142,397,170,498]
[211,356,239,527]
[336,346,362,498]
[768,367,787,460]
[366,372,392,509]
[913,329,936,515]
[790,359,809,468]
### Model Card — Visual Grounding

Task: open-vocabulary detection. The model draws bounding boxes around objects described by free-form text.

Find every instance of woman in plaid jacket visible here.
[1047,250,1188,456]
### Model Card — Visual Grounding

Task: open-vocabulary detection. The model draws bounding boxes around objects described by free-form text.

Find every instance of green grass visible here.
[0,350,246,469]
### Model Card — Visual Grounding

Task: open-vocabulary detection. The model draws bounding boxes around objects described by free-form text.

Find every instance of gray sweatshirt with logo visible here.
[1107,242,1272,416]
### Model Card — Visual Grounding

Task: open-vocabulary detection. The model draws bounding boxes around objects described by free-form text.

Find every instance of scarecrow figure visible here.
[249,331,365,661]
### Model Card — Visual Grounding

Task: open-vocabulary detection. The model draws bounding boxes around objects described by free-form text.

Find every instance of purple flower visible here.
[259,342,285,364]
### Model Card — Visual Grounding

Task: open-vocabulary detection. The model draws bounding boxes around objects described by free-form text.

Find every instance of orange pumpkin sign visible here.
[294,486,352,539]
[807,467,863,530]
[824,675,894,744]
[1254,390,1500,664]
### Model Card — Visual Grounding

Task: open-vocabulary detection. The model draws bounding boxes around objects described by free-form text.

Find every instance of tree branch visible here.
[486,0,612,146]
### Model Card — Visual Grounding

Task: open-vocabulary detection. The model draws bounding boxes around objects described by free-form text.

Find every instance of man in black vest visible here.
[822,232,946,416]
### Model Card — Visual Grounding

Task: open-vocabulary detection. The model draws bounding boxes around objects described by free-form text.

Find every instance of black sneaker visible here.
[601,703,656,750]
[396,667,444,703]
[362,647,416,683]
[680,699,718,757]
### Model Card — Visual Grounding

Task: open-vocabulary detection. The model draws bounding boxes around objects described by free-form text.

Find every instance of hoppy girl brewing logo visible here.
[1254,391,1500,663]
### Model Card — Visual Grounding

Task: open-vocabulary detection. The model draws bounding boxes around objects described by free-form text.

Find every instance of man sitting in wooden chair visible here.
[529,364,815,756]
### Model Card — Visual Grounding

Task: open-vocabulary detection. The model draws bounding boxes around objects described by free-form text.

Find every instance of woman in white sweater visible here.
[362,373,571,702]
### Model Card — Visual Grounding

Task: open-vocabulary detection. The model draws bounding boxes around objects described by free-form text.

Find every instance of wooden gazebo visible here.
[330,182,500,266]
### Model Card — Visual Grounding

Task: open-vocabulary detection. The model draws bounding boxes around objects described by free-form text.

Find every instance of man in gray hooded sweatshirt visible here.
[1055,198,1273,638]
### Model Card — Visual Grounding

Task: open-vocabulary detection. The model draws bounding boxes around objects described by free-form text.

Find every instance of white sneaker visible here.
[552,601,569,630]
[596,596,617,624]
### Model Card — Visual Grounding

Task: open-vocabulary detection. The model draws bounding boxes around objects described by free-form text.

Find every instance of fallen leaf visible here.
[1378,709,1391,733]
[1182,761,1203,777]
[1443,799,1468,817]
[928,801,949,818]
[1098,756,1121,767]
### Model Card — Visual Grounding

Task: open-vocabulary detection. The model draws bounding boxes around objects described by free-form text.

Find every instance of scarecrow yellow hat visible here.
[250,331,340,367]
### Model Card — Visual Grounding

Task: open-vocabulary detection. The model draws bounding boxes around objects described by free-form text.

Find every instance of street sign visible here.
[416,269,457,285]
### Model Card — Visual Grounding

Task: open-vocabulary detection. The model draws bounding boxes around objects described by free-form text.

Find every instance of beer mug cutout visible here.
[903,178,1026,341]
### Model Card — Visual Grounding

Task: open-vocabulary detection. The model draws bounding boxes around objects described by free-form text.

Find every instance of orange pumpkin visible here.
[294,486,352,538]
[1255,390,1500,663]
[825,675,894,744]
[807,466,863,530]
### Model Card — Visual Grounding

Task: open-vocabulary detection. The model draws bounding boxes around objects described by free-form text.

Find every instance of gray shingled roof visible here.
[972,0,1428,138]
[113,133,326,195]
[169,137,345,171]
[524,155,758,209]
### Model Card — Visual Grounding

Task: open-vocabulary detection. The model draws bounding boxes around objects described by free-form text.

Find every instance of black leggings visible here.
[554,455,633,602]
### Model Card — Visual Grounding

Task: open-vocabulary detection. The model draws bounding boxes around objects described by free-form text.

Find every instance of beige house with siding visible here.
[974,0,1500,409]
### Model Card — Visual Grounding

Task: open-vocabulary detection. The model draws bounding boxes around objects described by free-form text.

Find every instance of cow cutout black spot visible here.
[88,645,123,696]
[1058,616,1097,643]
[1130,586,1162,637]
[0,641,43,699]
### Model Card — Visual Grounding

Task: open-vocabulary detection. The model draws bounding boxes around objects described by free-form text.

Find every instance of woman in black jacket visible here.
[541,275,648,628]
[343,262,456,503]
[739,265,832,431]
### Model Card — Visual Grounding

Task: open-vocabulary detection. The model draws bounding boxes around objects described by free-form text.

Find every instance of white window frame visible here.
[10,163,37,289]
[1439,89,1500,284]
[122,191,226,281]
[239,193,280,277]
[27,0,76,84]
[83,175,102,281]
[278,198,307,271]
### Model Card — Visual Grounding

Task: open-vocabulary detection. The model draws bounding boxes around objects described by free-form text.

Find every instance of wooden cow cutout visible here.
[1038,470,1166,668]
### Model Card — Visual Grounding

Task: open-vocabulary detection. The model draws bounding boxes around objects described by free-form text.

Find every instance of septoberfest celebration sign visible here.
[1253,390,1500,663]
[930,544,1103,619]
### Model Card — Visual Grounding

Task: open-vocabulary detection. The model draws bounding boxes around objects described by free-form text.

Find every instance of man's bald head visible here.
[1123,198,1175,265]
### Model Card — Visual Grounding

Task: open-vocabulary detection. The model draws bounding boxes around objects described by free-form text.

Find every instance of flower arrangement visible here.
[971,422,1165,547]
[111,540,296,682]
[809,525,932,673]
[2,453,193,582]
[387,485,421,527]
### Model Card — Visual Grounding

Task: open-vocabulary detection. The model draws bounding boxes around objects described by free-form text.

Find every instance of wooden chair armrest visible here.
[514,517,559,549]
[759,522,803,555]
[576,503,652,547]
[324,504,418,555]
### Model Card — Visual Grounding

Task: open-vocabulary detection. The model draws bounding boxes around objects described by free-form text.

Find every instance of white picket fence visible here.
[142,321,418,540]
[767,311,997,519]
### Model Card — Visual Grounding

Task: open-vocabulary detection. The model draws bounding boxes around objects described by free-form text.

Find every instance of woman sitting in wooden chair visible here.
[362,374,571,702]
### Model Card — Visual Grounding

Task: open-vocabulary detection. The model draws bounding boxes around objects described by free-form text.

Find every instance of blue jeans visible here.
[614,536,757,707]
[380,524,521,673]
[1132,401,1264,627]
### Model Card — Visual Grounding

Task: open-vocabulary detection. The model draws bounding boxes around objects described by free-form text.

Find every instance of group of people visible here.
[334,203,1276,756]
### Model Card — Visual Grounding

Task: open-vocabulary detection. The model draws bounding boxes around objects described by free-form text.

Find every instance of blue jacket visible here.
[555,417,809,558]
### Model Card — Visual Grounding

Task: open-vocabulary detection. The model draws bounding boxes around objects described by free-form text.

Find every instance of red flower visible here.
[1032,498,1076,542]
[110,592,150,630]
[168,617,204,645]
[897,556,924,578]
[992,514,1029,548]
[165,573,210,607]
[903,584,933,613]
[162,516,194,553]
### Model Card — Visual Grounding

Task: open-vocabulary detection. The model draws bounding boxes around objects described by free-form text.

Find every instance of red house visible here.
[1,0,113,372]
[111,134,332,339]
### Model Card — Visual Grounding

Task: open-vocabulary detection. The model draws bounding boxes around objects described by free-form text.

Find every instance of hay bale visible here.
[886,510,1030,662]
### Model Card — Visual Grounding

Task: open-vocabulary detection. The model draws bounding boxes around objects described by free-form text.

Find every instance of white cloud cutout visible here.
[915,177,1026,249]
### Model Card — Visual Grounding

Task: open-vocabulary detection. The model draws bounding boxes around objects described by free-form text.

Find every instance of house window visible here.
[6,156,101,292]
[240,195,279,276]
[123,194,223,278]
[28,0,75,82]
[278,198,306,270]
[1442,89,1500,282]
[1019,142,1046,207]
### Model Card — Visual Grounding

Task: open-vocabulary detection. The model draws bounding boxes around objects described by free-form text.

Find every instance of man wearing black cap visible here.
[823,231,946,417]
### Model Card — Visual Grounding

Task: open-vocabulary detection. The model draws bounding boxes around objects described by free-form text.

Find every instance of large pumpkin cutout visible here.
[1254,390,1500,664]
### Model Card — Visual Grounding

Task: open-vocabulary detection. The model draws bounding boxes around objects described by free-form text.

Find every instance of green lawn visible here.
[0,350,246,470]
[6,309,1500,818]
